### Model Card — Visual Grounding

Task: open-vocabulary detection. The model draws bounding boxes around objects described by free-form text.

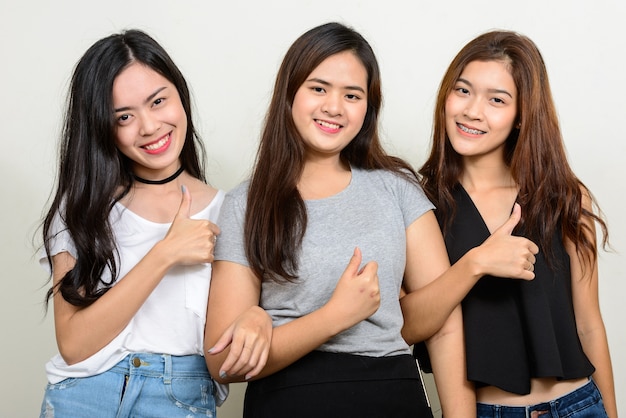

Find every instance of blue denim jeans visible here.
[40,353,216,418]
[477,379,608,417]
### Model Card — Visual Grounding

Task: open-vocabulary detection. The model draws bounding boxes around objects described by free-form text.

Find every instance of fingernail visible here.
[219,371,227,379]
[207,347,214,354]
[245,374,252,381]
[181,185,187,193]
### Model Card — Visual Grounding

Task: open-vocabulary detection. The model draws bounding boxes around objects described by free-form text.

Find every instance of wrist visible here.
[461,247,486,282]
[245,305,271,324]
[150,239,177,270]
[318,303,348,337]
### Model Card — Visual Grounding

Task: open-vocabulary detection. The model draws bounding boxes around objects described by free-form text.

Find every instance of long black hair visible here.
[42,29,206,307]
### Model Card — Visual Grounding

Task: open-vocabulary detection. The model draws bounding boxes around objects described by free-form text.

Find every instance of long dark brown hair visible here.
[245,22,417,282]
[42,29,206,307]
[419,30,608,268]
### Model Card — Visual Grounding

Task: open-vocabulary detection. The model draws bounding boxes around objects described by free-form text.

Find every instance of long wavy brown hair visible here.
[245,22,418,282]
[419,30,607,269]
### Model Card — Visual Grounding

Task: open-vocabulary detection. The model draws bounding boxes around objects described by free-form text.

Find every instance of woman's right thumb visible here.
[176,185,192,219]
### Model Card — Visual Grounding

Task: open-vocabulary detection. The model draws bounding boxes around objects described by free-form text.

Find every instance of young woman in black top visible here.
[419,30,616,417]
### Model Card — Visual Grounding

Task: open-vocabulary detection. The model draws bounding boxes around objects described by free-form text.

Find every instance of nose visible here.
[138,112,161,136]
[321,93,343,117]
[463,98,483,121]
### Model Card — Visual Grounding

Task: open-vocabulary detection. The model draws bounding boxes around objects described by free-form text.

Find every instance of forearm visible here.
[209,299,367,384]
[54,242,174,364]
[580,327,617,417]
[208,306,346,383]
[425,307,476,417]
[252,304,348,379]
[402,252,481,344]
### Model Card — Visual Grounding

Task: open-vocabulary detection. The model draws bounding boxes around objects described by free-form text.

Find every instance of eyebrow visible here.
[457,77,513,99]
[114,86,168,112]
[306,77,366,94]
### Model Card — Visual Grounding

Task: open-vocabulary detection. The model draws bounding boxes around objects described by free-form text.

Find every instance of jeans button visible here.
[132,357,141,367]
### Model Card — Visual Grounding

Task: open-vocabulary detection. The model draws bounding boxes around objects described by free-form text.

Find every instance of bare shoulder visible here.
[186,177,219,213]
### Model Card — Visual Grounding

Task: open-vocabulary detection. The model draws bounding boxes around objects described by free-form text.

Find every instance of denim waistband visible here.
[109,353,210,382]
[477,379,601,417]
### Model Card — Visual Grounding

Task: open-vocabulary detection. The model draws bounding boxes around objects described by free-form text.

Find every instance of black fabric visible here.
[413,341,432,373]
[244,351,433,418]
[441,183,594,395]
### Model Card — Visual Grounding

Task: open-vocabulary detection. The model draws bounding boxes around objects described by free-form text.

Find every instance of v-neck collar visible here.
[456,182,518,236]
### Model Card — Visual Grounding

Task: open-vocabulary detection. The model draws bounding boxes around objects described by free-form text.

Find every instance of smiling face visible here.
[112,62,187,180]
[291,51,368,163]
[445,60,518,163]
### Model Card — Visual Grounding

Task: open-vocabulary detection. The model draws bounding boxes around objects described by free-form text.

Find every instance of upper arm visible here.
[567,190,602,333]
[206,260,261,342]
[51,251,76,287]
[50,252,82,350]
[403,210,451,292]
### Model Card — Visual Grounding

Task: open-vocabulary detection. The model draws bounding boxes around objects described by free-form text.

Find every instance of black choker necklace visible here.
[133,166,184,185]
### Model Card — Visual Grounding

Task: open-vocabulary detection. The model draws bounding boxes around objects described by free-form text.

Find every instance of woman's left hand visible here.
[207,305,272,381]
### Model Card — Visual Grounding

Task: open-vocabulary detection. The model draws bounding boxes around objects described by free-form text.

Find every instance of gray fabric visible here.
[215,167,434,357]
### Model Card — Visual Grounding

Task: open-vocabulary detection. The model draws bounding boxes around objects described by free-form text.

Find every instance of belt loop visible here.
[162,354,172,384]
[550,400,560,416]
[494,404,501,418]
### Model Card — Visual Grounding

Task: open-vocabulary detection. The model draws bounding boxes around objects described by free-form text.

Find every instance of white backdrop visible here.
[1,1,624,416]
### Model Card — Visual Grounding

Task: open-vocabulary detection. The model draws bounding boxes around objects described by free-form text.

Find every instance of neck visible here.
[302,155,349,177]
[460,154,514,191]
[133,166,185,185]
[298,160,351,200]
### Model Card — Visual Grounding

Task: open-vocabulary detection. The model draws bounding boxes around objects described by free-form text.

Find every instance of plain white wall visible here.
[2,1,624,416]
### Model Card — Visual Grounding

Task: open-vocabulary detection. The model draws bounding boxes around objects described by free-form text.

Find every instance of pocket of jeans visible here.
[166,376,216,415]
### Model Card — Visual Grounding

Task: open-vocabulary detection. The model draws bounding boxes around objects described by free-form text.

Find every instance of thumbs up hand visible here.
[162,185,221,265]
[323,248,381,332]
[471,203,539,280]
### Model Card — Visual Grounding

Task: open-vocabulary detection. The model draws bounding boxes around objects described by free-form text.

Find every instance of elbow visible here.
[400,298,450,345]
[425,327,452,346]
[55,326,101,365]
[205,355,248,384]
[401,321,438,346]
[425,317,464,348]
[57,343,88,366]
[401,327,415,346]
[203,345,236,384]
[204,355,225,383]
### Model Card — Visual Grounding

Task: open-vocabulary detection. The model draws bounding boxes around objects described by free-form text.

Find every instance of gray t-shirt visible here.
[215,167,434,357]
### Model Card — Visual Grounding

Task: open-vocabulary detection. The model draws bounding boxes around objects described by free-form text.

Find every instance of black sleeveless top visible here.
[423,183,594,395]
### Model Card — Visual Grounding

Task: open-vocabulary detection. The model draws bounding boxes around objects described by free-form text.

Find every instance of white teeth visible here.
[317,120,341,129]
[144,135,169,150]
[458,123,485,135]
